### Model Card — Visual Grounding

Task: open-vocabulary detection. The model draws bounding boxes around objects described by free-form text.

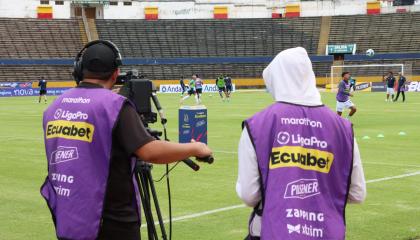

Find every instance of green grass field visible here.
[1,91,419,240]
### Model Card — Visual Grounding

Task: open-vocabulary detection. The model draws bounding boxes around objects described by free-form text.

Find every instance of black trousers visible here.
[98,219,140,240]
[394,90,405,102]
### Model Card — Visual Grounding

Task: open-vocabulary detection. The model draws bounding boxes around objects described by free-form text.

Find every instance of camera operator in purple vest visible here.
[236,47,366,240]
[40,41,212,240]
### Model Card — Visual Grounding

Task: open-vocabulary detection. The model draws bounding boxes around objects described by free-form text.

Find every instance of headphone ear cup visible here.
[72,60,83,85]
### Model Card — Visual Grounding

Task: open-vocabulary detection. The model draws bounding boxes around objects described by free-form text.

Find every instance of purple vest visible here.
[245,102,353,240]
[336,80,351,102]
[40,88,140,239]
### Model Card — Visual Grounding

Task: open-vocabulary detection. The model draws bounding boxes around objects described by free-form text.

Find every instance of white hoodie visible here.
[263,47,322,106]
[236,48,366,220]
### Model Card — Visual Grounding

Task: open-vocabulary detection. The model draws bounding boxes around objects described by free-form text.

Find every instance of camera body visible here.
[118,71,158,125]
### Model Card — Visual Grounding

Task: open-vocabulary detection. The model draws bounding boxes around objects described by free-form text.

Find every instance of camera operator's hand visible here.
[191,139,212,158]
[136,140,213,165]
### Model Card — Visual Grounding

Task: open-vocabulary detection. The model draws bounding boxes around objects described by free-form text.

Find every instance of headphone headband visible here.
[72,40,122,84]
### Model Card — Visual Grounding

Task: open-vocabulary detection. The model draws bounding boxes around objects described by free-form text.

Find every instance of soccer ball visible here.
[366,49,375,57]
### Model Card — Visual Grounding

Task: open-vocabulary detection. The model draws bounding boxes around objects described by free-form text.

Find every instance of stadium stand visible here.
[0,18,84,59]
[0,66,73,82]
[1,13,420,82]
[95,18,321,58]
[328,12,420,54]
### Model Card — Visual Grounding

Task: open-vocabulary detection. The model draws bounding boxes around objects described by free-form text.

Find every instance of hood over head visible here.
[262,47,322,106]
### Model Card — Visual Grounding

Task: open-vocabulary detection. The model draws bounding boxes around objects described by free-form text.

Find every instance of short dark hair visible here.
[389,71,393,75]
[83,69,114,80]
[342,72,350,77]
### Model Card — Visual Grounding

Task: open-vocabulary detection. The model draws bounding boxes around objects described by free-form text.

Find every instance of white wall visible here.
[103,1,143,19]
[1,0,420,19]
[0,0,70,18]
[54,1,71,19]
[0,0,38,18]
[300,0,366,17]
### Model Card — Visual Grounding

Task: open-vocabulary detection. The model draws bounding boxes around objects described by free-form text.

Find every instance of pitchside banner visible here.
[407,82,420,92]
[371,82,415,92]
[354,82,371,92]
[159,84,236,93]
[179,105,207,144]
[371,82,386,92]
[0,82,69,97]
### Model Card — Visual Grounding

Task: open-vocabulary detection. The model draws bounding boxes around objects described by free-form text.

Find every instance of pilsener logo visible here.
[270,146,334,173]
[46,120,94,142]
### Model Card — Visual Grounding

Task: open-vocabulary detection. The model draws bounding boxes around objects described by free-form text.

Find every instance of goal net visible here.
[329,63,412,92]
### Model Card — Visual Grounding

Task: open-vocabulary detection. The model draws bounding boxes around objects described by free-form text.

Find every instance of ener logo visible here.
[284,179,320,199]
[270,146,334,173]
[50,146,79,165]
[46,120,94,142]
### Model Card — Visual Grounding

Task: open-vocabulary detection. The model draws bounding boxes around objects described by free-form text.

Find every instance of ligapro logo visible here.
[277,132,290,144]
[277,131,328,149]
[54,109,88,121]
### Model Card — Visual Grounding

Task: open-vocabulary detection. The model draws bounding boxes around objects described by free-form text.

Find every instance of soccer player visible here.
[224,74,233,100]
[194,74,203,104]
[394,72,407,102]
[336,72,357,118]
[385,71,396,102]
[181,77,199,104]
[216,74,227,101]
[38,77,47,104]
[179,75,186,97]
[349,76,356,92]
[237,47,366,240]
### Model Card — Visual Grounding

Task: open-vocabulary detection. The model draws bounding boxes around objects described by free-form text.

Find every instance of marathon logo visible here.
[61,97,91,104]
[270,146,334,173]
[46,120,94,142]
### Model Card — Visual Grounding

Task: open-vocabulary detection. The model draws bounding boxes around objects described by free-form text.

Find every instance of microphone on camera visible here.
[151,92,167,126]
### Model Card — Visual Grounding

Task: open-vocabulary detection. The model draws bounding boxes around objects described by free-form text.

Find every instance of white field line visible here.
[140,204,245,228]
[141,171,420,228]
[366,171,420,183]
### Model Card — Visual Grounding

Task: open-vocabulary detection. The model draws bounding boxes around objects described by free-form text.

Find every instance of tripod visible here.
[135,160,168,240]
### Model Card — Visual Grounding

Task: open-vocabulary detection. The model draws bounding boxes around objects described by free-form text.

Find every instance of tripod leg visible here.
[137,171,159,240]
[146,170,168,240]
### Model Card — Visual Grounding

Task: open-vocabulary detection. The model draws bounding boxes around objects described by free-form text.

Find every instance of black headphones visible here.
[72,40,122,84]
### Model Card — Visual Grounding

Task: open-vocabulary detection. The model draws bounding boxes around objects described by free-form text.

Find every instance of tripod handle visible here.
[183,159,200,171]
[196,155,214,164]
